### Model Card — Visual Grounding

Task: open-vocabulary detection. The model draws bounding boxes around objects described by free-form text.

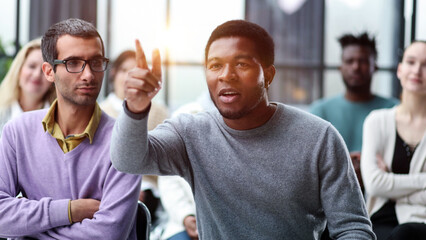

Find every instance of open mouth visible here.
[218,88,240,104]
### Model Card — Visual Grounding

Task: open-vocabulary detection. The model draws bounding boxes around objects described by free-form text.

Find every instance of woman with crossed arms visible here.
[361,40,426,240]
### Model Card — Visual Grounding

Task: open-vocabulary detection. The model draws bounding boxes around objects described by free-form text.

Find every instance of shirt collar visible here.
[42,99,102,144]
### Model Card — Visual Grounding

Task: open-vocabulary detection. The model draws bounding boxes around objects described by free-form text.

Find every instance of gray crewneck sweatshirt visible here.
[111,102,375,240]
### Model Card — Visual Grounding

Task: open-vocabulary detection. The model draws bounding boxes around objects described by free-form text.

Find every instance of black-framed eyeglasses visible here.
[53,58,109,73]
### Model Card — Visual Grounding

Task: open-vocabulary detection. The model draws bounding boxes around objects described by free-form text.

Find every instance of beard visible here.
[217,107,248,120]
[342,76,372,94]
[210,87,265,120]
[54,75,100,106]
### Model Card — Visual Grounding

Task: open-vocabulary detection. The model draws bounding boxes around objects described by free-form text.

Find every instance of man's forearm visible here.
[110,101,150,174]
[0,196,70,238]
[30,172,141,240]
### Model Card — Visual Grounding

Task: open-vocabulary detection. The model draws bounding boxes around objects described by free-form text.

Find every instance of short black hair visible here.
[205,20,275,67]
[338,32,377,60]
[41,18,105,68]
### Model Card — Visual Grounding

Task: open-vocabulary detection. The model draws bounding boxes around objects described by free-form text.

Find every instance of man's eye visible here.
[237,62,248,67]
[91,59,103,67]
[209,64,221,70]
[67,60,81,67]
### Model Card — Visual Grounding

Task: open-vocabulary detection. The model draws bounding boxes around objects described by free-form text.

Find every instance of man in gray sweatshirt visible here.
[110,20,375,240]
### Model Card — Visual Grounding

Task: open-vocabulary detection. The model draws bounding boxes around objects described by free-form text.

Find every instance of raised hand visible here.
[125,39,162,113]
[70,199,101,223]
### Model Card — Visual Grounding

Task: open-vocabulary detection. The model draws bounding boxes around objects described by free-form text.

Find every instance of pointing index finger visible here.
[135,39,148,69]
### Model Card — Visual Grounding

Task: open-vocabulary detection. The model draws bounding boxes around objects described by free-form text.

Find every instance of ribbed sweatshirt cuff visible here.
[49,199,72,228]
[123,100,151,120]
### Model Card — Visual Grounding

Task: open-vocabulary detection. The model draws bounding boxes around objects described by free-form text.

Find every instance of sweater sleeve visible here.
[361,111,426,199]
[0,124,71,238]
[318,125,375,240]
[398,190,426,205]
[111,102,189,177]
[33,166,141,240]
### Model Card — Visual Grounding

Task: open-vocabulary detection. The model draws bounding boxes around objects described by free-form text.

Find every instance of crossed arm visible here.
[0,166,140,239]
[30,169,141,240]
[361,113,426,200]
[374,154,426,205]
[0,128,141,239]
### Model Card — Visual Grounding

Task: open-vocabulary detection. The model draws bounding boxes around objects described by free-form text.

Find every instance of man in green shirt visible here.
[310,32,399,190]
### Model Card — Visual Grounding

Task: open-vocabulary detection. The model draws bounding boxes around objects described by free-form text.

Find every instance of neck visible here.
[399,91,426,118]
[223,102,277,130]
[19,93,44,112]
[344,89,374,102]
[55,99,95,136]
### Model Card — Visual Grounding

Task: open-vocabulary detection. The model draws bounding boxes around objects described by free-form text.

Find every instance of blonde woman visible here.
[0,38,55,136]
[361,40,426,240]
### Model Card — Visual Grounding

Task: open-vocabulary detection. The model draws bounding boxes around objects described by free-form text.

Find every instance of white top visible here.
[99,93,123,118]
[361,107,426,223]
[158,176,196,239]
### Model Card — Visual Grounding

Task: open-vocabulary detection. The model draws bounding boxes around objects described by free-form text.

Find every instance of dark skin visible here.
[125,37,276,130]
[339,45,377,190]
[205,37,276,130]
[340,45,377,102]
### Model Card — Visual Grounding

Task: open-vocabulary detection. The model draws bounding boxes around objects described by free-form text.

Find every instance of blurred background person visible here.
[0,38,55,137]
[159,176,197,240]
[100,49,169,228]
[310,32,399,191]
[361,40,426,240]
[101,50,168,127]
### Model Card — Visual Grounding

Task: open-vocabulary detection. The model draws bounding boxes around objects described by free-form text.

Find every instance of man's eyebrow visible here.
[61,56,81,60]
[62,54,104,60]
[207,55,253,63]
[207,57,220,63]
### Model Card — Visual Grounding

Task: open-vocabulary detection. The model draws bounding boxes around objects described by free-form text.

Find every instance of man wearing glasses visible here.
[0,18,141,239]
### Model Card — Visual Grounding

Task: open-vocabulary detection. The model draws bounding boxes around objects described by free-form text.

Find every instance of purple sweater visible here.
[0,109,141,240]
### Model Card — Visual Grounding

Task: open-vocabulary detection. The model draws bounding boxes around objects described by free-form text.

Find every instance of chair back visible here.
[137,201,152,240]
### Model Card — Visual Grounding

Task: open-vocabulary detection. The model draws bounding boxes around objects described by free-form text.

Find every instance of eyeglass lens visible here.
[66,59,108,73]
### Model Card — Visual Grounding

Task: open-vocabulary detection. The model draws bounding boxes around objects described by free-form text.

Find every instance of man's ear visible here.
[264,65,276,89]
[42,62,55,83]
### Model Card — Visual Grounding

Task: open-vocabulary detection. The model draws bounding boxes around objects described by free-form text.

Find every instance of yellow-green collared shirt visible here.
[42,99,102,153]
